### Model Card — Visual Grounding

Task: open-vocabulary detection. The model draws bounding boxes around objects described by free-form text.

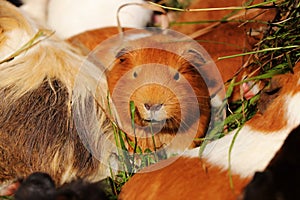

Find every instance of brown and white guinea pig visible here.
[118,62,300,200]
[242,124,300,200]
[0,0,117,194]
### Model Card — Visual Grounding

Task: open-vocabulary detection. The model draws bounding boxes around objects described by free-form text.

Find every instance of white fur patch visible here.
[20,0,48,25]
[286,93,300,127]
[184,126,291,178]
[204,126,290,178]
[47,0,153,38]
[184,92,300,178]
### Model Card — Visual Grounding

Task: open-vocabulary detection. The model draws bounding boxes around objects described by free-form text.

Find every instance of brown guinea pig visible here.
[102,31,223,153]
[0,0,115,192]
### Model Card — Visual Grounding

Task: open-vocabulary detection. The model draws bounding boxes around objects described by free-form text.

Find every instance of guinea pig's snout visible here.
[130,84,176,123]
[141,102,167,122]
[144,103,163,112]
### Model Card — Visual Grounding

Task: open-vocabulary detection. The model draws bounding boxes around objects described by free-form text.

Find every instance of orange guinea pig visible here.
[98,30,224,153]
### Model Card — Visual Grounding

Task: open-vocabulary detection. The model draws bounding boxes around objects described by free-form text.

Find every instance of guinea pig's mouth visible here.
[141,118,180,133]
[142,118,177,129]
[143,119,165,125]
[134,109,180,132]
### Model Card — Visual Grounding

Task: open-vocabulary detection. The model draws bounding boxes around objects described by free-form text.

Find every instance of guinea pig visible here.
[102,29,227,153]
[14,172,111,200]
[118,62,300,200]
[242,124,300,200]
[7,0,153,38]
[0,0,116,193]
[67,27,225,154]
[14,172,56,200]
[108,49,210,151]
[49,0,153,38]
[55,177,111,200]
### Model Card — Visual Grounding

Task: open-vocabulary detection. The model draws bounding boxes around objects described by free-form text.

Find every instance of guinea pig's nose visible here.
[144,103,163,111]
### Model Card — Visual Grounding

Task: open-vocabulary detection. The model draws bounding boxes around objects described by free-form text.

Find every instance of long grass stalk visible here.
[149,0,283,12]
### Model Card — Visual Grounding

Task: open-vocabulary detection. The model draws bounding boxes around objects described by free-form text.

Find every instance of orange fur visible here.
[69,27,223,152]
[67,27,131,54]
[248,63,300,132]
[107,40,212,151]
[119,157,250,200]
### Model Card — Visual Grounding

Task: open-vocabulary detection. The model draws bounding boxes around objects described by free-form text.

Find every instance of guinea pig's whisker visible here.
[170,116,183,125]
[177,99,204,103]
[175,119,190,131]
[163,101,178,106]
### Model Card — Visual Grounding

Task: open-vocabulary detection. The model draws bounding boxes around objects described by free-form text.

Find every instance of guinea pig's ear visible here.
[182,48,224,108]
[182,49,207,68]
[181,48,214,85]
[115,47,131,63]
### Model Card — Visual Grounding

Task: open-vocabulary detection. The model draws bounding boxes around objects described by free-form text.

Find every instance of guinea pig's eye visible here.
[116,48,129,63]
[132,67,142,78]
[173,72,180,81]
[119,57,126,63]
